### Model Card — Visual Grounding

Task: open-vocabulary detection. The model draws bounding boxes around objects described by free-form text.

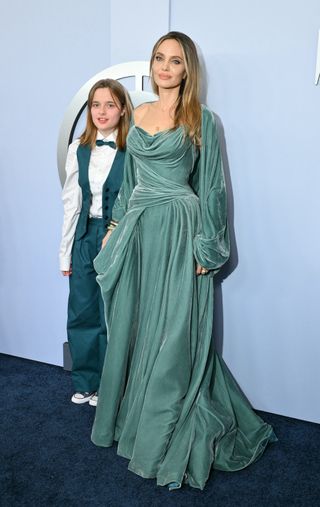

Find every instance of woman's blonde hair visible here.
[150,31,202,144]
[79,79,132,150]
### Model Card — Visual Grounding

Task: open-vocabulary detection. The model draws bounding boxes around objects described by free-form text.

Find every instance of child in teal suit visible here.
[60,79,132,405]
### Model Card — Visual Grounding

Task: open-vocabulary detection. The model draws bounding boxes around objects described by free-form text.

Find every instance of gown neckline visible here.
[132,103,184,137]
[133,124,183,138]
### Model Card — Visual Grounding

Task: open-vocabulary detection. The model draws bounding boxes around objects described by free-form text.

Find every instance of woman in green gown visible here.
[91,31,276,490]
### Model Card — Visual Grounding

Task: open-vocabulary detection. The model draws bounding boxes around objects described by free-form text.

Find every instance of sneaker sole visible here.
[71,396,92,404]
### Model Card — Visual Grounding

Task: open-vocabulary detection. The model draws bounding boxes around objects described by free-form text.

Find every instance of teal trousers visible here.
[67,218,107,392]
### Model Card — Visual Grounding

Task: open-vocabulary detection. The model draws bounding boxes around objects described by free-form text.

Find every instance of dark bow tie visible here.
[96,140,116,149]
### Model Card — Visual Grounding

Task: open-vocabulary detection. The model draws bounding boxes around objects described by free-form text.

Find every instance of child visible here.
[59,79,132,406]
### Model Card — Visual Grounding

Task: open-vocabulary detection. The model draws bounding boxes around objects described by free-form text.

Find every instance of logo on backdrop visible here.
[57,61,157,186]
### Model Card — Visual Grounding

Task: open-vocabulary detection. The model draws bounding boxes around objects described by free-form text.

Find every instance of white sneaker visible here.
[89,393,98,407]
[71,392,93,404]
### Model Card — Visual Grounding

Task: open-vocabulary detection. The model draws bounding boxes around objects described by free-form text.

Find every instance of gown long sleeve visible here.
[191,106,230,272]
[111,152,137,222]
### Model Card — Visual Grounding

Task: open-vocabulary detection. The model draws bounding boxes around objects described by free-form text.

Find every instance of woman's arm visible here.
[100,150,137,248]
[111,151,137,222]
[190,106,230,273]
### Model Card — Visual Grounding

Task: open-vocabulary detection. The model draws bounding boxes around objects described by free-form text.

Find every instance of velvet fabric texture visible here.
[91,106,276,490]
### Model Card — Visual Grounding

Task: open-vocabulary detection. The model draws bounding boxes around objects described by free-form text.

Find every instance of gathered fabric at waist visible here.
[128,184,198,211]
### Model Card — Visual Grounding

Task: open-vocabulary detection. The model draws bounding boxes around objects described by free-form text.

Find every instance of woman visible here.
[91,32,276,489]
[60,79,132,406]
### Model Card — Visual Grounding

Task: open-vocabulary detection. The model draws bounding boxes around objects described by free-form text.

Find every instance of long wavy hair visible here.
[150,31,202,144]
[79,79,132,150]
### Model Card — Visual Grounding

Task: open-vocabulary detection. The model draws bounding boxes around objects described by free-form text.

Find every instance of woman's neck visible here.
[157,88,180,112]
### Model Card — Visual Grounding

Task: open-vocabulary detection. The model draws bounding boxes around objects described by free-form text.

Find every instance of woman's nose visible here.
[161,60,169,70]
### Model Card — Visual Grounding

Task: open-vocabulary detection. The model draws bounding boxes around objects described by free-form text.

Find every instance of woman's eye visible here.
[107,103,115,108]
[155,55,162,62]
[172,60,181,65]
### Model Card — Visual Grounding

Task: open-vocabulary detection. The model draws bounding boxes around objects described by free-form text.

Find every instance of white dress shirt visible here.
[59,131,117,271]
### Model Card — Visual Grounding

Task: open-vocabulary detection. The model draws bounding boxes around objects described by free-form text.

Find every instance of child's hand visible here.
[62,268,72,276]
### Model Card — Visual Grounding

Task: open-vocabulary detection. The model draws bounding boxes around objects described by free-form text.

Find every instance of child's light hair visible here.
[80,79,133,150]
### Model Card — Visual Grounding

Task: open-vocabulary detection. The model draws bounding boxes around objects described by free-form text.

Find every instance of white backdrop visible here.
[0,0,319,423]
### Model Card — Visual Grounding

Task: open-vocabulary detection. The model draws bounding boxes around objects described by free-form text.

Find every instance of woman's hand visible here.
[196,264,209,276]
[102,229,113,249]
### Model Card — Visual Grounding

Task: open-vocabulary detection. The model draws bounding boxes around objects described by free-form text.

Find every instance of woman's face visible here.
[152,38,186,91]
[91,87,123,136]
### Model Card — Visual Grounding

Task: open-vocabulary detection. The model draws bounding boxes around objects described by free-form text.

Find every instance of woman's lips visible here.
[158,73,171,80]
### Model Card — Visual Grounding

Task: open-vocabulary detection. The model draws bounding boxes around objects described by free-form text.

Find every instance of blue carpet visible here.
[1,353,319,506]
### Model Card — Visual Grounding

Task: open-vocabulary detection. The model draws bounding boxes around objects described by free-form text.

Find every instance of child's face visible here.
[91,87,123,136]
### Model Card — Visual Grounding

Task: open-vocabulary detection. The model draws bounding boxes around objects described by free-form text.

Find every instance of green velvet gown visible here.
[91,106,276,490]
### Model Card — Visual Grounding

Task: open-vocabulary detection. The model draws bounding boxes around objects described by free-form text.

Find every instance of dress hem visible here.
[91,426,277,489]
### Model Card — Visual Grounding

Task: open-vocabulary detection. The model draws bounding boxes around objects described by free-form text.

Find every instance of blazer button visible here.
[106,187,110,191]
[105,196,109,200]
[105,205,109,210]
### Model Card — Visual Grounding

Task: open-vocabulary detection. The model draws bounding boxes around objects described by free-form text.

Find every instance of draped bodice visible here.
[126,125,198,209]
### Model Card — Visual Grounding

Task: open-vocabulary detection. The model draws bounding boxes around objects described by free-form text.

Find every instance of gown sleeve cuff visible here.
[193,229,230,271]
